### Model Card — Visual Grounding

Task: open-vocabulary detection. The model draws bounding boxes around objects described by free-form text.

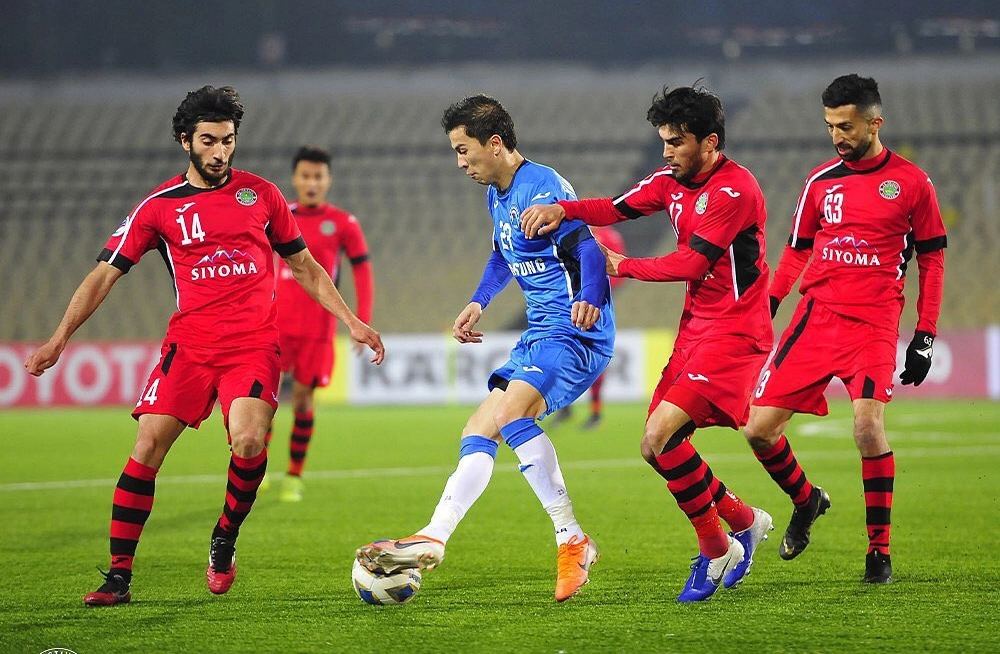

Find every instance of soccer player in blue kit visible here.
[357,94,615,602]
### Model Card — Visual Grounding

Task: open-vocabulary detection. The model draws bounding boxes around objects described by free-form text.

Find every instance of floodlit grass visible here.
[0,400,997,653]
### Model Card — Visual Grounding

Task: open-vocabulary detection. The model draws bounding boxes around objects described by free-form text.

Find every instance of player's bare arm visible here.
[24,262,123,376]
[283,248,385,364]
[520,203,566,239]
[453,302,484,344]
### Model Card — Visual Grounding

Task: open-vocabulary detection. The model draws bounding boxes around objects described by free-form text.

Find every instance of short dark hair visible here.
[441,94,518,150]
[647,85,726,150]
[171,85,244,143]
[822,74,882,115]
[292,145,332,171]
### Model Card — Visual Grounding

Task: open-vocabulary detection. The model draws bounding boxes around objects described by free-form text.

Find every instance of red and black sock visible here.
[287,411,314,477]
[706,475,754,533]
[654,439,730,558]
[862,451,894,555]
[755,434,814,507]
[109,457,157,579]
[215,449,268,537]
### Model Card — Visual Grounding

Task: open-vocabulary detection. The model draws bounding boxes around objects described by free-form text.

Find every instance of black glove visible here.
[769,296,780,319]
[899,330,934,386]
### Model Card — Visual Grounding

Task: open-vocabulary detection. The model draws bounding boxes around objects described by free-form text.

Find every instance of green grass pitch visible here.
[0,400,997,653]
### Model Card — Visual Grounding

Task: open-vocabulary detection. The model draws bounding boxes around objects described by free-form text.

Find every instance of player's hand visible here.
[571,301,601,331]
[899,330,934,386]
[348,320,385,365]
[24,340,65,376]
[519,204,566,239]
[598,242,625,276]
[769,296,780,319]
[453,302,484,343]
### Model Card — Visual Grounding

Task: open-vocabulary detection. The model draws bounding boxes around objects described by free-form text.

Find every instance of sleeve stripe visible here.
[689,234,725,262]
[787,234,814,250]
[612,198,643,220]
[349,254,370,265]
[789,161,841,248]
[97,247,136,273]
[915,235,947,254]
[274,236,307,258]
[558,224,593,250]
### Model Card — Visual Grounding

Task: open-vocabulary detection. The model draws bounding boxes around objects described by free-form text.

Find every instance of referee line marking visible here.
[1,445,998,493]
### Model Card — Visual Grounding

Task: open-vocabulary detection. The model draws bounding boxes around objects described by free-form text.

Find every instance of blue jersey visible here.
[486,160,615,356]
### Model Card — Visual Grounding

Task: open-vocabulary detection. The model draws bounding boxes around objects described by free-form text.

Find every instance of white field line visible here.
[1,444,999,493]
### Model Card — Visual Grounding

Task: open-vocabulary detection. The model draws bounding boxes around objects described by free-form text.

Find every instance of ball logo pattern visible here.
[351,558,421,605]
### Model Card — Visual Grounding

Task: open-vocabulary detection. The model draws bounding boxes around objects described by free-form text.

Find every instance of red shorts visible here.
[279,334,335,388]
[648,333,770,429]
[754,298,898,416]
[133,342,281,429]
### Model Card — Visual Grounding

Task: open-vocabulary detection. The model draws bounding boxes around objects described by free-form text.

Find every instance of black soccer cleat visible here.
[863,550,893,584]
[779,486,831,560]
[84,568,132,606]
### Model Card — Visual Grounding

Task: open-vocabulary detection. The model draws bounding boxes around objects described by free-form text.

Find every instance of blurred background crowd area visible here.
[1,1,997,340]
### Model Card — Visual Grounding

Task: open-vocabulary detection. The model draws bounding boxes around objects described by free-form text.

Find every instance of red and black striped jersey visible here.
[99,169,305,350]
[275,202,371,340]
[782,149,947,329]
[558,155,772,343]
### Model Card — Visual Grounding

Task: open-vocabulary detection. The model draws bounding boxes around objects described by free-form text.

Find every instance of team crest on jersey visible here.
[509,206,520,223]
[235,188,258,206]
[320,220,337,236]
[695,192,709,214]
[879,180,901,200]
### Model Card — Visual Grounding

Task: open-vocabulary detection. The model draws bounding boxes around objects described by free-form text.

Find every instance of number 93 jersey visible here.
[487,160,615,356]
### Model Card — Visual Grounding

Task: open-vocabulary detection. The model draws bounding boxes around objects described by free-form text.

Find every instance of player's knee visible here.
[229,428,266,458]
[639,437,658,466]
[853,417,887,454]
[491,404,533,432]
[743,420,780,453]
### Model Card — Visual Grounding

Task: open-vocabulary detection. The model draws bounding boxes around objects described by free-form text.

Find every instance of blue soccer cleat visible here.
[677,536,744,603]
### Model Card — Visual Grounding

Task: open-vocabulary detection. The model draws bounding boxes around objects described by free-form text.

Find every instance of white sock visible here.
[512,433,584,546]
[419,451,494,544]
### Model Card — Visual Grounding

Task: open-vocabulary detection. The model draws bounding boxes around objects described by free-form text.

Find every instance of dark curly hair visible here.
[646,84,726,150]
[822,74,882,116]
[441,94,518,150]
[171,85,244,143]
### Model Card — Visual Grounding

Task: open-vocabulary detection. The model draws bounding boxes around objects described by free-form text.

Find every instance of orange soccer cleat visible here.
[555,534,600,602]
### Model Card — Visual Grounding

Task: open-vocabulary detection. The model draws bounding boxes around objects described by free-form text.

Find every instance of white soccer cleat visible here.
[356,535,446,575]
[724,507,774,588]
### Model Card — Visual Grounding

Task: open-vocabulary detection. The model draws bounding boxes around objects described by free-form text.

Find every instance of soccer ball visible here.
[351,558,421,605]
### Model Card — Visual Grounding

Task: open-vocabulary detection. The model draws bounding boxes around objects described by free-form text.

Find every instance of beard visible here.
[837,137,872,163]
[190,150,233,186]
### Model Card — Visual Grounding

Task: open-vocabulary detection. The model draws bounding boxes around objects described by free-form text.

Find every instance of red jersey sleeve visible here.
[769,246,812,302]
[911,174,948,334]
[788,178,823,250]
[342,214,374,324]
[557,197,626,226]
[98,208,162,273]
[265,184,305,257]
[618,183,755,282]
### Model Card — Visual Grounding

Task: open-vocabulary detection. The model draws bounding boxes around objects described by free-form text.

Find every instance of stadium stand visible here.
[1,59,997,340]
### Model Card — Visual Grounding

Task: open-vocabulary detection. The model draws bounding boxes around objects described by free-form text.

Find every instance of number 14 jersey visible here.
[99,170,305,350]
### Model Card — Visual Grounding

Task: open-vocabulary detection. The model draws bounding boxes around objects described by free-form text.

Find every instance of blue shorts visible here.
[488,337,611,418]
